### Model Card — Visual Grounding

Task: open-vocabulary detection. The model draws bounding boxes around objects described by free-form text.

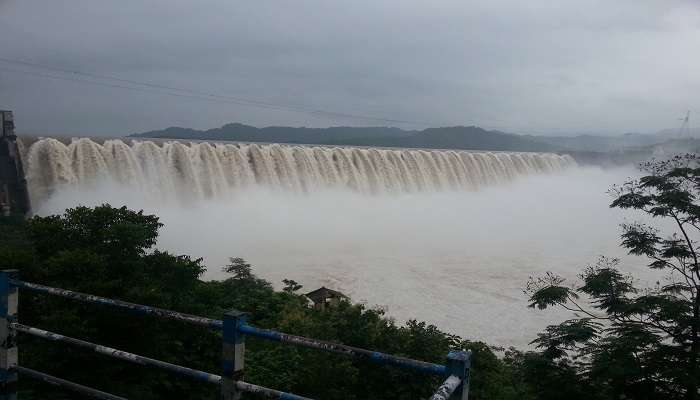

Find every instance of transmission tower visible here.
[678,110,691,138]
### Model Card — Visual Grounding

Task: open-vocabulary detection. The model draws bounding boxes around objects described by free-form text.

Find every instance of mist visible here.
[34,166,655,347]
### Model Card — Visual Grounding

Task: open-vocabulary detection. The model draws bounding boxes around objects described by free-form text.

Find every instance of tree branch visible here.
[670,211,700,281]
[566,296,608,320]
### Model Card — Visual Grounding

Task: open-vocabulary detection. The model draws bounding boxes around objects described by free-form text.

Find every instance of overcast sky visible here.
[1,0,698,136]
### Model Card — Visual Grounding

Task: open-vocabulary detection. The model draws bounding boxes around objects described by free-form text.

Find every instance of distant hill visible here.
[131,123,555,152]
[655,126,700,139]
[566,138,700,166]
[530,125,699,153]
[329,126,556,151]
[131,122,700,162]
[133,123,414,145]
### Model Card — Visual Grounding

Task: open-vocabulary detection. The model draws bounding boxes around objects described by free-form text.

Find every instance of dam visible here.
[7,122,634,350]
[19,136,576,209]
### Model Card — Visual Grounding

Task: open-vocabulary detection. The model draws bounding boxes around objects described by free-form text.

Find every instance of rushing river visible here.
[29,141,652,347]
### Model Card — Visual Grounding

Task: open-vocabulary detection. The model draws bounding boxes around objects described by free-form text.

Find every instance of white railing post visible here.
[446,350,471,400]
[221,310,248,400]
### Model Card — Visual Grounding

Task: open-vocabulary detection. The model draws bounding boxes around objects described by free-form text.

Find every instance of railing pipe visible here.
[10,280,221,329]
[10,279,445,375]
[12,323,314,399]
[16,366,127,400]
[12,280,447,376]
[235,381,313,400]
[10,277,461,396]
[238,323,447,376]
[12,323,221,384]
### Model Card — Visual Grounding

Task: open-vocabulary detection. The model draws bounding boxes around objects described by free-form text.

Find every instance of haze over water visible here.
[22,138,657,348]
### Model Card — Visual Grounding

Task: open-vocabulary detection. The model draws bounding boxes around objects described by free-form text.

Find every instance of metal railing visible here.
[0,270,471,399]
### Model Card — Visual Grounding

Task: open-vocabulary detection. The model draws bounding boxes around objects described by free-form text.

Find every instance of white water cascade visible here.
[21,137,576,206]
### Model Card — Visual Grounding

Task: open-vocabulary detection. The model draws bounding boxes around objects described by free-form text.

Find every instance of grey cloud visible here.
[0,0,698,136]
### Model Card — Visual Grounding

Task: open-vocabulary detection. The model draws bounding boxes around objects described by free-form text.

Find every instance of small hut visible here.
[305,287,348,310]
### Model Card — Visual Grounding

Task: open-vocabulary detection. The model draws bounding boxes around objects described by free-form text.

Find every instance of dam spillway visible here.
[20,137,576,207]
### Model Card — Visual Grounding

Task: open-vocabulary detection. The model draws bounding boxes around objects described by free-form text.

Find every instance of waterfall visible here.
[22,138,577,206]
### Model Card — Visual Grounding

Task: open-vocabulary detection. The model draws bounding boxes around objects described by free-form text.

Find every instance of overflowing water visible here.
[23,137,631,348]
[21,137,575,206]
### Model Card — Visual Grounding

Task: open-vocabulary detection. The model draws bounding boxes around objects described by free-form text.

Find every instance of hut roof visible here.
[305,287,348,302]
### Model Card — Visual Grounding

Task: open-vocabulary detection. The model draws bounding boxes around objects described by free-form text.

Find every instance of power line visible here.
[0,66,303,113]
[1,57,309,110]
[0,56,439,127]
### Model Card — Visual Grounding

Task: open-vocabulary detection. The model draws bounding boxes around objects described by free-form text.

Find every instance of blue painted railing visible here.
[0,270,471,399]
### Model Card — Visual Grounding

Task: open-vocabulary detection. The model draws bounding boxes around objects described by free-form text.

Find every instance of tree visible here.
[223,257,253,280]
[2,204,530,399]
[526,154,700,400]
[282,279,303,293]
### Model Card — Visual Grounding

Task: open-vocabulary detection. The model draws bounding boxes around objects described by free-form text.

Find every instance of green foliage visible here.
[223,257,254,280]
[526,154,700,400]
[504,349,595,400]
[531,319,601,359]
[2,204,528,399]
[526,271,576,310]
[282,279,303,293]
